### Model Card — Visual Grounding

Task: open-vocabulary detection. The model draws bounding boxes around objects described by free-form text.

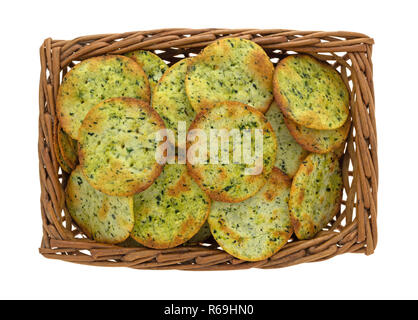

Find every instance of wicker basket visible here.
[38,28,377,270]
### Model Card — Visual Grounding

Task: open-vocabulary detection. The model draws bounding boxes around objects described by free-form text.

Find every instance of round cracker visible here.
[333,142,346,159]
[53,122,72,173]
[185,38,274,114]
[57,55,150,140]
[208,168,293,261]
[265,101,310,177]
[117,237,144,248]
[284,116,351,154]
[151,58,196,144]
[289,153,343,240]
[273,54,349,130]
[65,166,134,244]
[125,50,168,94]
[131,163,211,249]
[187,101,277,203]
[54,140,72,173]
[78,97,165,196]
[185,221,211,245]
[57,124,78,170]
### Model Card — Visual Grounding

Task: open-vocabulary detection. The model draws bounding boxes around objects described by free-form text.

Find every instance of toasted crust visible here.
[151,58,196,144]
[186,101,277,203]
[208,168,293,261]
[131,163,211,249]
[289,153,343,240]
[65,166,134,244]
[125,50,167,94]
[284,116,351,154]
[78,97,165,196]
[273,54,349,130]
[185,38,274,114]
[57,124,78,170]
[265,101,310,177]
[57,55,150,140]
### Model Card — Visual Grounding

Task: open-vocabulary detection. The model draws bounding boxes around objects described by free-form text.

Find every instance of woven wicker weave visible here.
[38,28,377,270]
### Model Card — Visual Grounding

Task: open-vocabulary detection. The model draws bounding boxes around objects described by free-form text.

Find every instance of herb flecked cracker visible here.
[284,116,350,154]
[57,55,150,140]
[53,122,72,173]
[118,237,144,248]
[131,163,211,249]
[208,168,293,261]
[289,153,343,240]
[265,101,310,177]
[273,54,349,130]
[333,142,346,159]
[185,38,274,114]
[186,221,211,245]
[66,166,134,244]
[125,50,168,94]
[78,98,165,196]
[57,124,78,170]
[152,58,196,144]
[187,101,277,203]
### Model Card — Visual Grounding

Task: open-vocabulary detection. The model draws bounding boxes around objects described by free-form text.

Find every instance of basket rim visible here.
[38,28,377,271]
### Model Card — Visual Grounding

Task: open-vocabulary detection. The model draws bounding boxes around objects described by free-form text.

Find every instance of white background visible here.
[0,0,417,300]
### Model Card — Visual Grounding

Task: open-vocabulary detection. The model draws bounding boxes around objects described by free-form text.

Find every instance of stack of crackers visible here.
[56,38,349,262]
